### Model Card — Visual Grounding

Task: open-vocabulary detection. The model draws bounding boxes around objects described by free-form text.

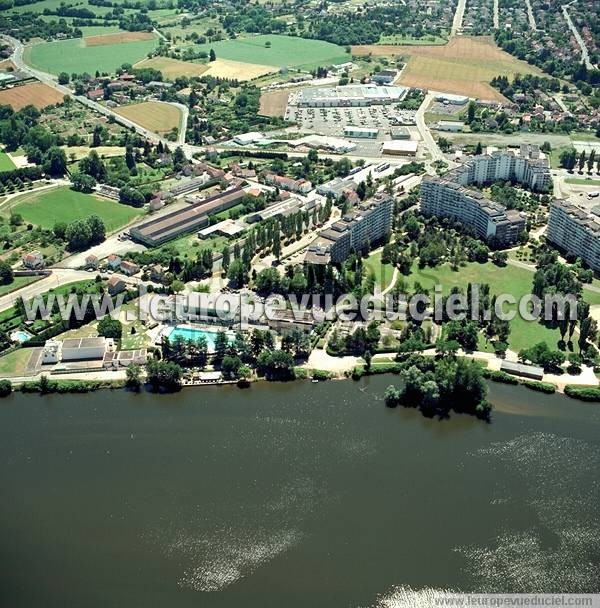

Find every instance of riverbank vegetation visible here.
[384,354,491,420]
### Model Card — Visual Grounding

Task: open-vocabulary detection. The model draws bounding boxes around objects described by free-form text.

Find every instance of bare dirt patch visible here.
[203,59,276,81]
[84,31,155,46]
[0,82,64,110]
[352,36,541,101]
[259,89,290,117]
[134,56,208,80]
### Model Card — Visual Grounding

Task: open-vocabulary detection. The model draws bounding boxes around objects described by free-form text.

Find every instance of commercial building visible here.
[42,337,116,364]
[305,193,393,264]
[420,178,526,246]
[344,126,379,139]
[547,199,600,272]
[246,197,319,223]
[233,132,264,146]
[316,176,357,199]
[168,175,213,198]
[390,127,411,140]
[262,172,312,194]
[435,93,469,105]
[437,120,465,132]
[287,135,356,153]
[381,140,418,156]
[130,187,246,247]
[294,84,407,108]
[500,360,544,381]
[372,70,398,85]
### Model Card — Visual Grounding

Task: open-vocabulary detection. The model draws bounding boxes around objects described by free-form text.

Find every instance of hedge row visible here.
[564,385,600,401]
[522,380,556,394]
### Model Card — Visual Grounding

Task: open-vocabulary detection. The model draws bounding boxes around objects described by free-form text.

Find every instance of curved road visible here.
[2,34,191,151]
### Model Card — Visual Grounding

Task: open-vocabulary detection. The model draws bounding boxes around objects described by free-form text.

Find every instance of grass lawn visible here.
[0,275,41,297]
[0,348,34,377]
[548,145,572,170]
[161,233,228,258]
[0,151,16,172]
[571,131,600,142]
[23,35,159,75]
[195,34,348,70]
[565,177,600,185]
[365,250,395,291]
[6,186,141,232]
[403,260,594,353]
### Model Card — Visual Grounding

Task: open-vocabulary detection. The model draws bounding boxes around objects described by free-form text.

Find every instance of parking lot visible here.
[285,104,417,137]
[284,104,420,157]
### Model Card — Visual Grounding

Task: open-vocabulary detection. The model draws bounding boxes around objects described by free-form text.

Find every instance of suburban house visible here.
[150,264,165,282]
[85,254,99,270]
[22,251,44,269]
[120,260,140,276]
[106,254,122,270]
[107,276,126,295]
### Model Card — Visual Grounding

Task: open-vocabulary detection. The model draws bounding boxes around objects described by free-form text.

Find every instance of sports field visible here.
[134,56,208,80]
[0,82,64,110]
[195,34,348,70]
[352,36,541,102]
[23,34,159,75]
[113,101,181,135]
[7,186,141,232]
[0,152,16,172]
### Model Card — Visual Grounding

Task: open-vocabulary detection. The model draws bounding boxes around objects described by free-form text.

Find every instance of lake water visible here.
[1,377,599,607]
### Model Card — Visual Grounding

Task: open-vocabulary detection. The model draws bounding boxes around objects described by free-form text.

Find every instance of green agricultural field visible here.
[23,35,159,76]
[195,34,348,70]
[0,152,16,172]
[7,186,141,232]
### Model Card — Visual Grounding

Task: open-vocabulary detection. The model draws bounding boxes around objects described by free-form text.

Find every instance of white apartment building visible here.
[547,200,600,272]
[420,151,551,247]
[305,193,394,264]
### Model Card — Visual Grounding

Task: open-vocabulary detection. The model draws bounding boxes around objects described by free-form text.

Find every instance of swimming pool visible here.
[165,326,230,352]
[10,330,32,343]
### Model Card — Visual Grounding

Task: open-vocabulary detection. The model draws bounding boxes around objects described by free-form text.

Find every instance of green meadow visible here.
[23,35,159,75]
[195,34,348,69]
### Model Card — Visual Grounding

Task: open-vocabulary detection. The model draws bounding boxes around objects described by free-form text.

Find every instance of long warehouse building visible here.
[130,187,246,247]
